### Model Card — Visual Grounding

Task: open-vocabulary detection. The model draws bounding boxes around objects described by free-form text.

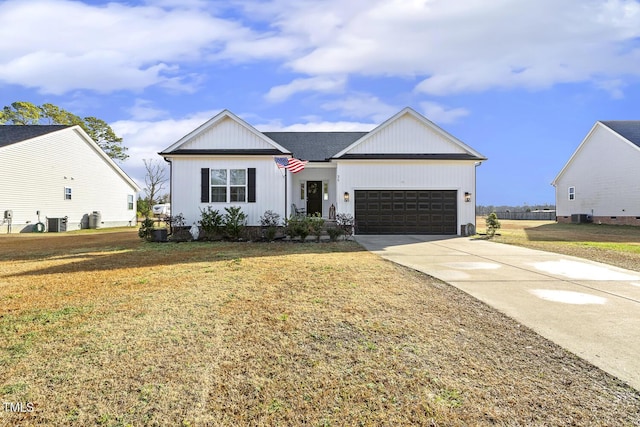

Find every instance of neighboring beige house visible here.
[0,125,140,233]
[160,107,486,235]
[552,121,640,225]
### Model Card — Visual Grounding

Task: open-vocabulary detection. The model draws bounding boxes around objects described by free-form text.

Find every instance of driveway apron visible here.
[356,235,640,391]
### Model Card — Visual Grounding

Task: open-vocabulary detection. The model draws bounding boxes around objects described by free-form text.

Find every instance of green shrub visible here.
[224,206,247,241]
[296,218,310,242]
[199,207,223,240]
[260,210,281,241]
[309,213,325,242]
[284,216,298,240]
[285,215,311,242]
[138,217,156,241]
[485,212,501,238]
[326,227,343,242]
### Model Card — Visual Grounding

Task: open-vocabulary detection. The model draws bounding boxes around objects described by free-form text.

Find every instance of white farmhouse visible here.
[552,121,640,225]
[160,107,486,235]
[0,125,140,233]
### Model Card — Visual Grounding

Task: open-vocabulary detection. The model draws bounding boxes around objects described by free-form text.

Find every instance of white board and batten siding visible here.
[346,114,468,155]
[554,123,640,218]
[169,156,287,227]
[165,112,291,226]
[335,160,478,228]
[0,127,139,233]
[176,116,280,151]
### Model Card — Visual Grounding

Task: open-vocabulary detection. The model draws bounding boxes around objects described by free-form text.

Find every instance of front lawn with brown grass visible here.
[476,218,640,273]
[1,231,639,426]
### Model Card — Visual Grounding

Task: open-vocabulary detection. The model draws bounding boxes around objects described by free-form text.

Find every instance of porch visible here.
[288,164,339,220]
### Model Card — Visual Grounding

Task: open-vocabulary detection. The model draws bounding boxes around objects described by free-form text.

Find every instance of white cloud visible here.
[127,99,170,121]
[265,76,346,102]
[419,101,469,124]
[320,95,398,122]
[0,0,299,94]
[268,0,640,95]
[111,111,217,189]
[595,79,626,99]
[2,0,639,100]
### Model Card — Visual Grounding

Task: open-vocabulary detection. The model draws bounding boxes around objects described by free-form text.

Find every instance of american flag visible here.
[274,157,308,173]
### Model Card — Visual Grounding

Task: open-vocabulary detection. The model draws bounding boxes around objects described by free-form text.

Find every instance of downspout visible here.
[474,161,482,228]
[163,156,173,234]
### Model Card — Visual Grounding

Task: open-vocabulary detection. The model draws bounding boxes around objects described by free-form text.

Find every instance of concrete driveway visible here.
[355,235,640,391]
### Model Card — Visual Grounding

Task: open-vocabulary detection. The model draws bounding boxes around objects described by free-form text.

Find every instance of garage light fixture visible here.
[344,192,350,202]
[464,192,472,202]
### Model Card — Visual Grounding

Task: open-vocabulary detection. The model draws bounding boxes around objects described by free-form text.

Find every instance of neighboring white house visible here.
[160,107,486,235]
[552,121,640,225]
[0,125,140,233]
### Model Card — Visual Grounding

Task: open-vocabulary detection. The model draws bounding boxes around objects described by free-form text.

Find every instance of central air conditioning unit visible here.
[571,214,593,224]
[47,217,68,232]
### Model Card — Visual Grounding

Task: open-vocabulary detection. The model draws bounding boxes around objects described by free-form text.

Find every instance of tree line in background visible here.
[0,101,128,161]
[476,204,555,216]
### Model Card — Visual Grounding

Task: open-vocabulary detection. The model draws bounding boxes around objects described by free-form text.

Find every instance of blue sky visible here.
[2,0,639,206]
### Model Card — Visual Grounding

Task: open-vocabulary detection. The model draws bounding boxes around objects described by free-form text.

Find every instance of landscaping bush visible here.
[284,216,298,240]
[224,206,247,241]
[285,215,311,242]
[326,226,343,242]
[260,210,281,241]
[138,217,156,241]
[309,213,325,242]
[199,207,223,240]
[336,213,355,240]
[486,212,501,238]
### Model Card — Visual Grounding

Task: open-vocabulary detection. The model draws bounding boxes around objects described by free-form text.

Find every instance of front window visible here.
[230,169,246,202]
[568,186,575,201]
[210,169,247,203]
[211,169,227,202]
[64,187,72,200]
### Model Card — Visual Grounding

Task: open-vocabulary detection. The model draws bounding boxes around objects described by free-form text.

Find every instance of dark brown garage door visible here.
[354,190,457,234]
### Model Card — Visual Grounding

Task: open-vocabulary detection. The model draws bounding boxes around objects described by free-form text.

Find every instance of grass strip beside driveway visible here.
[478,219,640,273]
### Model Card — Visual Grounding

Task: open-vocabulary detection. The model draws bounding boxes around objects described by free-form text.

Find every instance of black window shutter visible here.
[201,168,209,203]
[248,168,256,203]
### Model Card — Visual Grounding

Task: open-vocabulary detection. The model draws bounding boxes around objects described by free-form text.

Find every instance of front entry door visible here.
[306,181,323,216]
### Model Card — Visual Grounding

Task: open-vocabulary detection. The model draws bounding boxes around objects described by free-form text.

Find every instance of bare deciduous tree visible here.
[143,159,168,207]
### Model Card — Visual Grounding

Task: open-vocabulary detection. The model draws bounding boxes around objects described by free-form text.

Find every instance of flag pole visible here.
[284,168,288,219]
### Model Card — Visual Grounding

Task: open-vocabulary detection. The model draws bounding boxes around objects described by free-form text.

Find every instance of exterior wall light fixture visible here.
[344,192,350,202]
[464,192,472,202]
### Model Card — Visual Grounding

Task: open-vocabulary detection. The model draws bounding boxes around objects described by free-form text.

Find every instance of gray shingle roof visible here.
[600,121,640,148]
[0,125,70,148]
[263,132,368,161]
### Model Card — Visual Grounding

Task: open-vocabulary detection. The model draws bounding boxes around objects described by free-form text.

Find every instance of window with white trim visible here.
[210,169,227,202]
[568,186,575,201]
[64,187,72,200]
[210,169,247,203]
[128,194,134,210]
